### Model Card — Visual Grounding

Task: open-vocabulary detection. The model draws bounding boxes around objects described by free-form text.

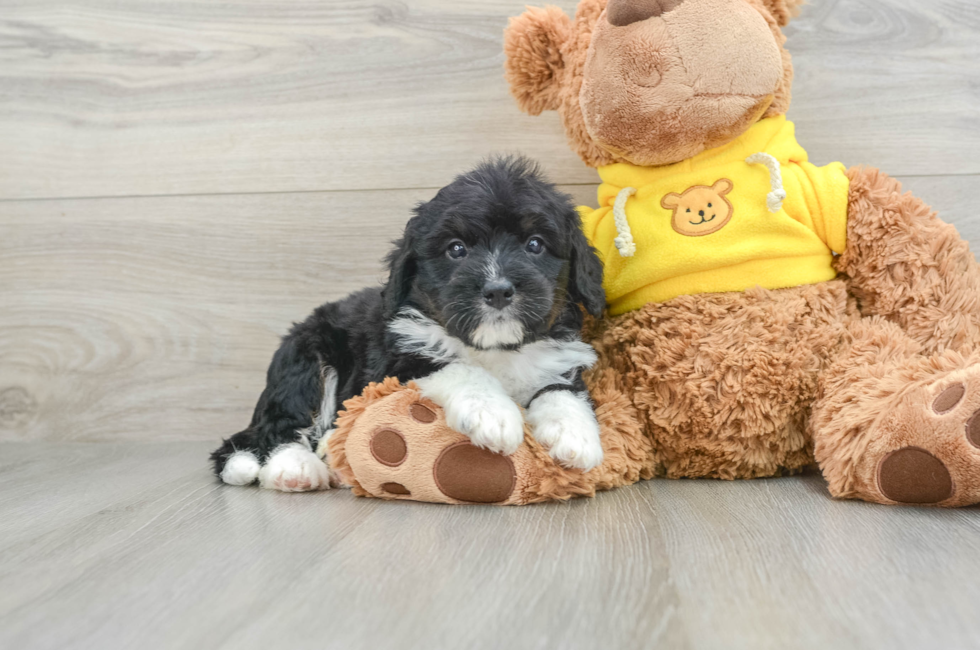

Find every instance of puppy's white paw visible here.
[527,391,603,471]
[445,393,525,456]
[535,418,604,471]
[259,443,331,492]
[416,362,525,455]
[221,451,260,486]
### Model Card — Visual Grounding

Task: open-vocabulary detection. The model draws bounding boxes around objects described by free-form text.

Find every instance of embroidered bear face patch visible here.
[661,179,734,237]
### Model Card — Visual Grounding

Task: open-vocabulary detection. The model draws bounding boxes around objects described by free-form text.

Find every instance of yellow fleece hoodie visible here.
[580,116,850,315]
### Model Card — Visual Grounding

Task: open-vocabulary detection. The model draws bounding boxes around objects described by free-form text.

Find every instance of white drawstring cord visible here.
[613,186,637,257]
[746,152,786,212]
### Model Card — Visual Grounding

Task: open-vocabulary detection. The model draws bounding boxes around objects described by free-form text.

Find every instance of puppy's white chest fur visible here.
[461,343,594,405]
[391,308,604,471]
[389,309,596,405]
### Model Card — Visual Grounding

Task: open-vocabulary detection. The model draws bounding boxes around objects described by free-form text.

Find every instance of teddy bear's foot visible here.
[323,376,655,505]
[322,379,552,504]
[855,366,980,506]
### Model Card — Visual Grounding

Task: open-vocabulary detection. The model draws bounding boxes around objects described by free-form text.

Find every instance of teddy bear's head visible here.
[505,0,804,168]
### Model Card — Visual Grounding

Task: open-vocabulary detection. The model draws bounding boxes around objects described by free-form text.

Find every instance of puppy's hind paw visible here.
[259,443,331,492]
[221,451,261,486]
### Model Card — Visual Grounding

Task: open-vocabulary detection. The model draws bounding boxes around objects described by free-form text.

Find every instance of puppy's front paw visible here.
[445,393,525,456]
[535,417,604,471]
[527,392,603,471]
[259,443,331,492]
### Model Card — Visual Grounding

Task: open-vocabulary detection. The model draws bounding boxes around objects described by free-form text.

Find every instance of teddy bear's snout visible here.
[607,0,686,26]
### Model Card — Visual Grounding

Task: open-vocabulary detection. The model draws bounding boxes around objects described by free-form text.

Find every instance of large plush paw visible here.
[864,366,980,507]
[526,391,604,471]
[443,392,525,456]
[333,392,527,504]
[258,443,331,492]
[328,381,612,505]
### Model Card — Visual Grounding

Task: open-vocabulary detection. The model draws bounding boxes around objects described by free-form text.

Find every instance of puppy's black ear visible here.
[382,216,420,320]
[568,219,606,317]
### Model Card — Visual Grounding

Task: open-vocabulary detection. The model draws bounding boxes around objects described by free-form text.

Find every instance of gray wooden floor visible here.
[2,0,980,648]
[3,442,980,650]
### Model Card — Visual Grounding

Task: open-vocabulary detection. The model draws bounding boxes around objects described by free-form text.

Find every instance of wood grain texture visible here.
[787,0,980,173]
[0,0,977,200]
[0,184,596,442]
[1,177,975,443]
[654,473,980,649]
[3,442,980,650]
[2,2,979,648]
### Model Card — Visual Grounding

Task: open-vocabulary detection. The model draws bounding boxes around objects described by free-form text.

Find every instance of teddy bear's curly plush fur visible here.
[326,0,980,507]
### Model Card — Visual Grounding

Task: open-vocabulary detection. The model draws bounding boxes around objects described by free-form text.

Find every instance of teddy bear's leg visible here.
[811,316,980,506]
[323,379,531,504]
[835,167,980,355]
[323,376,653,505]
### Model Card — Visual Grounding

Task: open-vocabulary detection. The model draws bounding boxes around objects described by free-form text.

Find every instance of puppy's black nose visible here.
[699,210,705,217]
[483,280,515,310]
[606,0,685,26]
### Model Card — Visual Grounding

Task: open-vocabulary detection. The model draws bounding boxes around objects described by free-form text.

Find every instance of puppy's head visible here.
[383,156,604,349]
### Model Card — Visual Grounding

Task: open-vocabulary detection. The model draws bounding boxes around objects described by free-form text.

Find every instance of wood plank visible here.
[0,0,977,200]
[0,442,686,650]
[0,184,594,443]
[787,0,980,173]
[653,470,980,649]
[1,177,976,443]
[0,442,214,552]
[3,442,980,649]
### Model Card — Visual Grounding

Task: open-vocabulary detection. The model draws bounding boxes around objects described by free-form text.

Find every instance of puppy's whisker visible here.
[442,299,467,311]
[441,300,470,324]
[445,311,466,332]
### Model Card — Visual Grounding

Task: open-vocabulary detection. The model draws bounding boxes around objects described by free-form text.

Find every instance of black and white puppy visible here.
[210,157,607,491]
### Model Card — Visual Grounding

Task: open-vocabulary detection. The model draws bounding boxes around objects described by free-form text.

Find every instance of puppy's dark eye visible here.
[447,240,467,260]
[525,236,545,255]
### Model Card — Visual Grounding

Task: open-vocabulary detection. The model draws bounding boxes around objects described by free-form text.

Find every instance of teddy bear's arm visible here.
[834,166,980,356]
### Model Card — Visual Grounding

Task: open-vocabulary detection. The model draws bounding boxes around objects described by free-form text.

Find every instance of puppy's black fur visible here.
[210,156,605,478]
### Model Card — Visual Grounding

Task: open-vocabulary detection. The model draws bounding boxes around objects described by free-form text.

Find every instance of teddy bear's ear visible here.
[661,193,681,210]
[504,6,573,116]
[760,0,806,27]
[712,179,734,195]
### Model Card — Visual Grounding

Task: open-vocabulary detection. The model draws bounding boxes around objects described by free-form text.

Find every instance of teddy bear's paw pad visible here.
[932,383,965,414]
[433,442,516,504]
[866,369,980,506]
[370,429,408,466]
[380,482,411,495]
[966,409,980,449]
[877,447,954,505]
[927,376,980,452]
[410,403,437,423]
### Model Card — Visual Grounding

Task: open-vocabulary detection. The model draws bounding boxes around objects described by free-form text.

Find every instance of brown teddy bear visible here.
[325,0,980,507]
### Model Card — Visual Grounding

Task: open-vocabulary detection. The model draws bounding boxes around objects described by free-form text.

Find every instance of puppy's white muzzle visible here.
[470,308,524,349]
